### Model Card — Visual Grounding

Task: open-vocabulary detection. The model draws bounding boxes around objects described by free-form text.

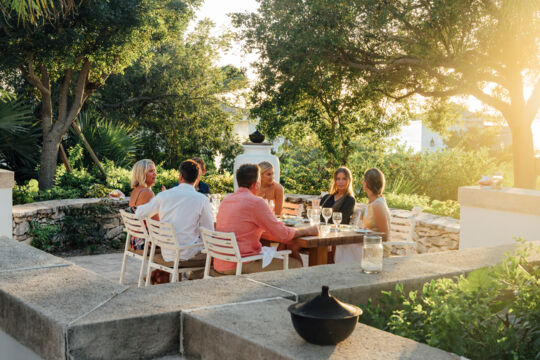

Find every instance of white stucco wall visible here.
[460,206,540,248]
[0,170,13,238]
[459,186,540,249]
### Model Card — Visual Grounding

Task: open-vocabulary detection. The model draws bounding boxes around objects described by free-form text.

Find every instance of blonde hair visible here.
[363,168,385,196]
[258,161,273,174]
[329,167,354,197]
[131,159,155,189]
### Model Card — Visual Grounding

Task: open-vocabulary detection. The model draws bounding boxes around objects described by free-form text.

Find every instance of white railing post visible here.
[0,170,14,238]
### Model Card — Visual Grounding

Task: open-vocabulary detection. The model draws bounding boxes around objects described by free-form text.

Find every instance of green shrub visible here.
[205,172,234,194]
[29,221,61,252]
[360,240,540,360]
[349,147,498,201]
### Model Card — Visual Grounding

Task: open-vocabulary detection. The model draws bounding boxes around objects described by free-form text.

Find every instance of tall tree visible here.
[93,20,247,169]
[238,0,540,188]
[0,0,198,189]
[233,1,407,166]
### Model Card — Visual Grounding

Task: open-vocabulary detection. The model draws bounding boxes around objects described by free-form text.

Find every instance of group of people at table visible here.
[128,157,390,282]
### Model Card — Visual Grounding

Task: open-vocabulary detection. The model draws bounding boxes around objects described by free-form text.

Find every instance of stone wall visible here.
[12,198,129,245]
[285,194,460,255]
[12,196,460,256]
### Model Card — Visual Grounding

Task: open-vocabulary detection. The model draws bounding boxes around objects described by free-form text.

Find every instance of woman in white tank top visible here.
[335,168,390,264]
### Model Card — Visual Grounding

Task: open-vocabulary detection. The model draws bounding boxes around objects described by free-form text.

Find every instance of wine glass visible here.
[332,212,342,231]
[322,207,332,225]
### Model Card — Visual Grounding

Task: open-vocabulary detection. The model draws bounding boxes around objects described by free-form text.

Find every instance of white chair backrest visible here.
[146,218,179,251]
[200,227,241,263]
[120,210,150,240]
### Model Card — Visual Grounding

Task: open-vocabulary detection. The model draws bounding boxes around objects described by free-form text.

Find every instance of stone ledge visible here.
[67,277,294,359]
[1,235,537,360]
[183,298,459,360]
[0,236,68,271]
[0,169,14,189]
[459,186,540,217]
[12,198,129,217]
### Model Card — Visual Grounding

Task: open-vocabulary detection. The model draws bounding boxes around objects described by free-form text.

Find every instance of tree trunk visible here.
[39,135,60,190]
[509,118,536,189]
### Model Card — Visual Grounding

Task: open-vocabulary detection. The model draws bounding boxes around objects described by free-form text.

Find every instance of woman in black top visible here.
[320,167,356,224]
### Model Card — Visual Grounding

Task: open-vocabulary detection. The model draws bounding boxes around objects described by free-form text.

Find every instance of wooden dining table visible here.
[296,229,379,266]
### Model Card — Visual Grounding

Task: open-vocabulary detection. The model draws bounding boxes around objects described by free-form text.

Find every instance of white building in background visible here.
[397,110,513,153]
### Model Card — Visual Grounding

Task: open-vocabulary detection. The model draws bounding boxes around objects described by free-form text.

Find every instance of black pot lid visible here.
[288,286,362,320]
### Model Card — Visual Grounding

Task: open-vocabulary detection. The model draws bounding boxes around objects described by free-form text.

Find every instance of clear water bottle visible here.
[361,235,383,273]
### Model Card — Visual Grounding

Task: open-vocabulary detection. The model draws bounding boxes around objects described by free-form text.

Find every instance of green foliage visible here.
[93,20,244,170]
[66,111,140,168]
[29,202,123,254]
[0,94,40,181]
[205,172,233,194]
[29,220,60,252]
[360,240,540,360]
[278,135,331,195]
[233,1,407,166]
[13,161,234,204]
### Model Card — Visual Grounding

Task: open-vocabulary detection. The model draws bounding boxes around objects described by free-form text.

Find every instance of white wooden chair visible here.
[384,207,422,256]
[145,218,205,286]
[199,227,292,278]
[119,210,151,287]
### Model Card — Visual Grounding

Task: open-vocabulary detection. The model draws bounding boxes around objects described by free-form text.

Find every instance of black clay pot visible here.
[288,286,362,345]
[249,129,265,143]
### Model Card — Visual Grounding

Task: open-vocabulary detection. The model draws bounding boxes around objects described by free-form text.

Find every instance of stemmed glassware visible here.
[321,207,332,225]
[332,212,342,231]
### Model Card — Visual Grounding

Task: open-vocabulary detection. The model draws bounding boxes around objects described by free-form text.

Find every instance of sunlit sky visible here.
[191,0,540,150]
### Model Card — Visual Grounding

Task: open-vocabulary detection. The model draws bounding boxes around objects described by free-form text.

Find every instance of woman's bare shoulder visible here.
[274,182,284,193]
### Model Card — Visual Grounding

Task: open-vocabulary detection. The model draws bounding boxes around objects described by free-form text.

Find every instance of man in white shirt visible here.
[136,160,214,265]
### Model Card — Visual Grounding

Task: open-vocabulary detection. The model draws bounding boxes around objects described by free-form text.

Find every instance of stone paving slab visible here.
[67,252,140,287]
[183,298,460,360]
[0,264,127,360]
[0,236,68,271]
[67,277,293,359]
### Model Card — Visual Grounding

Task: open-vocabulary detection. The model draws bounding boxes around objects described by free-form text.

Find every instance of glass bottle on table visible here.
[361,235,383,273]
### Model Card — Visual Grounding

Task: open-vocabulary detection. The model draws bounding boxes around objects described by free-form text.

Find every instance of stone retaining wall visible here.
[285,194,460,255]
[12,196,460,256]
[12,198,129,245]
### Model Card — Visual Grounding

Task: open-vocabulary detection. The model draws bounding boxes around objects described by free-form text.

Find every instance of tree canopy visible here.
[235,0,540,188]
[92,20,247,170]
[233,0,408,166]
[0,0,199,189]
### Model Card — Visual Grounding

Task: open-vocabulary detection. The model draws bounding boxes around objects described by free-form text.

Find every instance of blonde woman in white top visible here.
[362,168,391,240]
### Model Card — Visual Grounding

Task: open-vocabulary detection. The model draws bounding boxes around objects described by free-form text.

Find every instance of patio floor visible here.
[66,252,140,287]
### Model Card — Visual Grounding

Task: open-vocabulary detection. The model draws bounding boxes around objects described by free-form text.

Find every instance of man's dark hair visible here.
[179,160,200,184]
[192,157,206,172]
[236,164,259,188]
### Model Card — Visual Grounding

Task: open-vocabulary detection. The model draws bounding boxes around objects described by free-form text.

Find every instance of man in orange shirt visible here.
[215,164,318,274]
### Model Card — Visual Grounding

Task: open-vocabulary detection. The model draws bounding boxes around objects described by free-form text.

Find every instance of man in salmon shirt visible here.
[214,164,318,275]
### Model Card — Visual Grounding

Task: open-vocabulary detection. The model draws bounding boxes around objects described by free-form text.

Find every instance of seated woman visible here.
[361,168,391,240]
[128,159,158,253]
[320,167,356,224]
[257,161,284,216]
[321,167,356,263]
